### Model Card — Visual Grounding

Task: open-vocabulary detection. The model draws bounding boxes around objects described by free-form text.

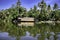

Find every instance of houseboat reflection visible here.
[12,16,35,26]
[17,17,35,26]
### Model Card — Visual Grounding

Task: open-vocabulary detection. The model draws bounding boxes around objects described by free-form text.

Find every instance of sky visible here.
[0,0,60,10]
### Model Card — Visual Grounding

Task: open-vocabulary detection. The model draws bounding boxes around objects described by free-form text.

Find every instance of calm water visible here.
[0,23,60,40]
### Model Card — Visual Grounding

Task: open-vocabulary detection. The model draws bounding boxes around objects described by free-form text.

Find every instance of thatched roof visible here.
[18,17,34,21]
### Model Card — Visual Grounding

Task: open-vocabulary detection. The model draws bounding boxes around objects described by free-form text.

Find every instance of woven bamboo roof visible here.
[18,17,34,21]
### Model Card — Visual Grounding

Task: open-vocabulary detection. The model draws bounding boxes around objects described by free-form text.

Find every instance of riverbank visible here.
[37,21,60,24]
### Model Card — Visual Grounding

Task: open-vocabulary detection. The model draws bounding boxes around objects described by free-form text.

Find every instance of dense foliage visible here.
[0,0,60,40]
[0,0,60,21]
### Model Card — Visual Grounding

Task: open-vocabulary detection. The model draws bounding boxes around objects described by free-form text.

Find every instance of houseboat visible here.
[17,17,35,26]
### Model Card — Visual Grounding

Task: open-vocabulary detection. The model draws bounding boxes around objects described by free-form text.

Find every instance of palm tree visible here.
[16,0,21,8]
[53,3,58,10]
[53,3,58,21]
[38,0,47,20]
[16,0,21,15]
[47,5,51,20]
[47,5,51,11]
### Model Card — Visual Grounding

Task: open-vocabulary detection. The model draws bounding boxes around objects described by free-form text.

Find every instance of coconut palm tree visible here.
[47,5,51,20]
[38,0,47,21]
[53,3,58,21]
[53,3,58,10]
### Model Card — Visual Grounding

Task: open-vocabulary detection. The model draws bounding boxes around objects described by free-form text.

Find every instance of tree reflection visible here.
[0,22,60,40]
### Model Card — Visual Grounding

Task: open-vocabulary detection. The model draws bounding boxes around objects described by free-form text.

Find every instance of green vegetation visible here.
[0,0,60,40]
[0,0,60,21]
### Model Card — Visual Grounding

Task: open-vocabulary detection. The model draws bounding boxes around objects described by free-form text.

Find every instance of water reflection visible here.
[0,32,8,37]
[20,31,40,40]
[25,31,30,36]
[49,32,55,40]
[0,32,60,40]
[0,32,16,40]
[57,32,60,40]
[0,23,60,40]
